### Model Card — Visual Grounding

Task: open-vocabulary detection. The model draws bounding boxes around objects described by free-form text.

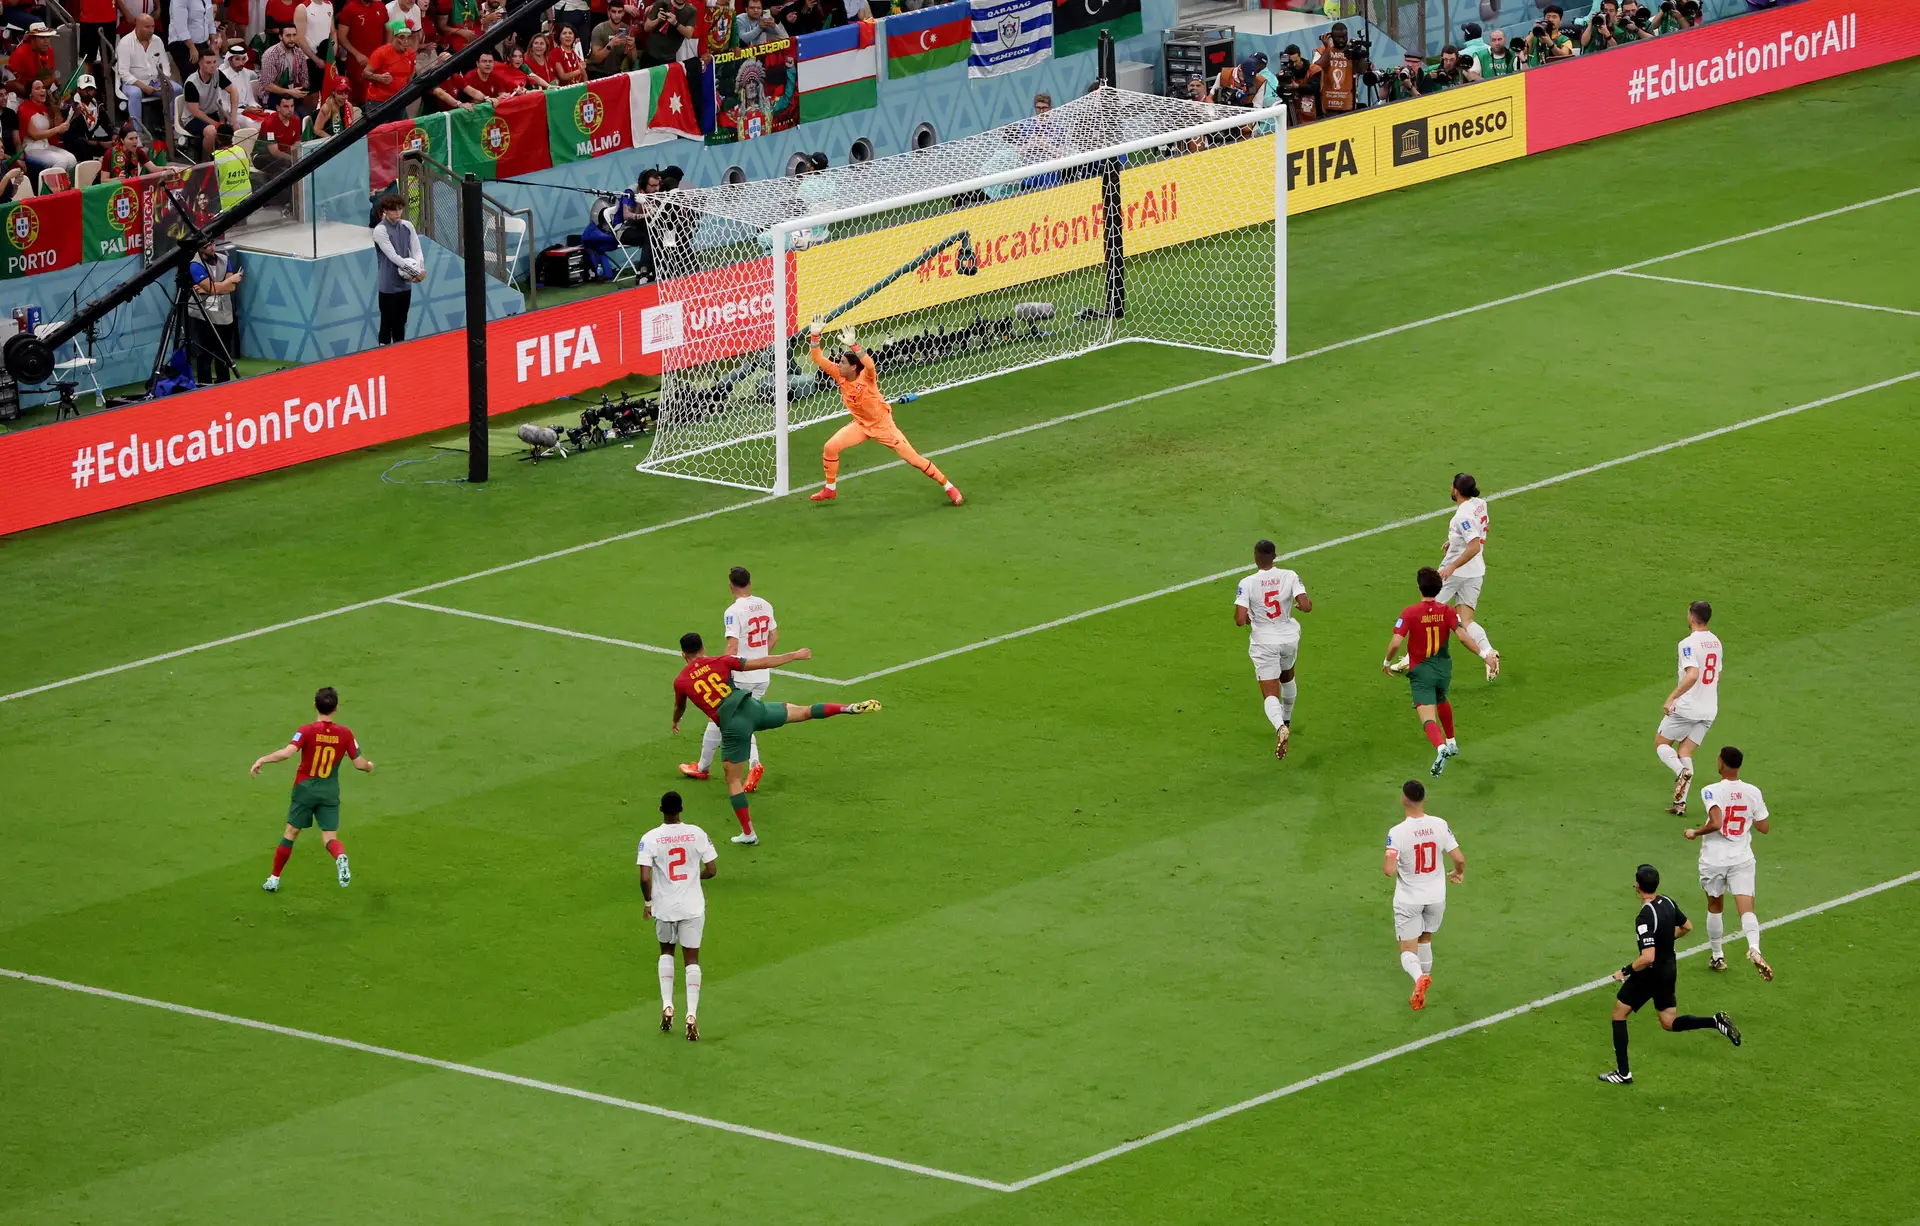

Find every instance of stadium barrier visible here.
[3,0,1918,536]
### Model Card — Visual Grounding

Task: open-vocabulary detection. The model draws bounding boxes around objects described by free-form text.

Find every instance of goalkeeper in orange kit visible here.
[806,321,964,506]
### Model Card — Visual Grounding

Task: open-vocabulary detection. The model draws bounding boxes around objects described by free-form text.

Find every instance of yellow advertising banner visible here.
[794,135,1278,328]
[1284,78,1526,215]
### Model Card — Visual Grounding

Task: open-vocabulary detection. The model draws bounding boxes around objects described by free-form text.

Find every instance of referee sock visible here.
[729,791,754,836]
[686,964,702,1019]
[1673,1015,1715,1032]
[1422,720,1445,749]
[271,839,293,877]
[1279,680,1297,723]
[1262,695,1284,730]
[1706,912,1725,958]
[1612,1019,1630,1074]
[1417,944,1433,975]
[1399,951,1423,983]
[657,954,675,1010]
[1741,911,1763,957]
[1656,744,1685,776]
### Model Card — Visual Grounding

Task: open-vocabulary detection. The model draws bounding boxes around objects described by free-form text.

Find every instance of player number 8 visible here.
[1701,652,1718,684]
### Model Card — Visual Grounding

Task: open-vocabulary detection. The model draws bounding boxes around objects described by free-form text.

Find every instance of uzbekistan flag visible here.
[797,20,878,121]
[969,0,1052,78]
[886,1,969,77]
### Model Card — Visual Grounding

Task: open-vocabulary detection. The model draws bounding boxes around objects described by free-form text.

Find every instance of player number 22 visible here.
[746,615,772,649]
[1414,842,1438,874]
[667,846,689,882]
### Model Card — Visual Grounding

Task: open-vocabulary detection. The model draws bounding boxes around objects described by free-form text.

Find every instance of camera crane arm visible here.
[2,0,560,386]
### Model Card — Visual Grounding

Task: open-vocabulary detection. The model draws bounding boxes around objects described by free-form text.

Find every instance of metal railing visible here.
[398,151,537,308]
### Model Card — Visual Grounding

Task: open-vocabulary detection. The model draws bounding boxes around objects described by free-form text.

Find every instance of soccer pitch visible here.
[4,60,1919,1224]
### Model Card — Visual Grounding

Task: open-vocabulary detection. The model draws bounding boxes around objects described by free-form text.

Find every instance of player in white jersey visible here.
[1390,474,1498,692]
[1382,779,1465,1011]
[1684,745,1774,981]
[638,790,718,1041]
[1656,600,1722,815]
[1233,539,1313,760]
[683,566,779,792]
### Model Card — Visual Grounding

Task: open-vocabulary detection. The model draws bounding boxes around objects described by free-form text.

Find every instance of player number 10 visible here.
[1414,842,1438,874]
[312,746,337,778]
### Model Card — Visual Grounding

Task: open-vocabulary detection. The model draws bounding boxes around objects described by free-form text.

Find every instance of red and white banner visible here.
[1527,0,1920,152]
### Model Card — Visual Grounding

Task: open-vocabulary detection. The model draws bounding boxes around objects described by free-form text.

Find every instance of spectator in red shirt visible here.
[459,49,520,100]
[100,123,158,181]
[435,0,480,51]
[255,92,303,171]
[334,0,389,101]
[547,23,588,83]
[8,23,59,101]
[362,20,415,102]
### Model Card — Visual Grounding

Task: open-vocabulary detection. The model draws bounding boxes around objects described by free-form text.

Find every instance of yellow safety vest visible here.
[213,144,252,211]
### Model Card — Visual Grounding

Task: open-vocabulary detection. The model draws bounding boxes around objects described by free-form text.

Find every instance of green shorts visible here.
[717,693,788,763]
[1409,656,1453,707]
[286,778,341,832]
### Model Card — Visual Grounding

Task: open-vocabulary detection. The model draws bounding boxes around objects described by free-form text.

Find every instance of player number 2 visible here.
[667,846,689,882]
[312,746,337,778]
[1701,652,1718,684]
[746,615,771,649]
[1720,804,1747,837]
[1414,842,1438,874]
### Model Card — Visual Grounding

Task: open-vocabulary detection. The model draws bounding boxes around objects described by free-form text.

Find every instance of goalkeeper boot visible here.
[945,485,965,507]
[744,763,765,793]
[809,487,837,502]
[677,763,710,780]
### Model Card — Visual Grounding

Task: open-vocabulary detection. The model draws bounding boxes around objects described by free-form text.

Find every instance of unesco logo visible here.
[7,204,40,250]
[107,185,138,232]
[482,115,511,159]
[1391,118,1429,166]
[574,91,602,134]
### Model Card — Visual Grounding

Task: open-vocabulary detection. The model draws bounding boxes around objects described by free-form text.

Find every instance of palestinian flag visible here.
[797,21,877,122]
[367,114,450,185]
[629,61,701,138]
[548,76,635,164]
[886,0,969,77]
[79,175,154,262]
[0,192,82,279]
[450,93,552,180]
[1052,0,1142,59]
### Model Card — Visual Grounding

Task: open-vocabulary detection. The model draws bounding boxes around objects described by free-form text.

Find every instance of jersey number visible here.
[667,846,689,882]
[1425,626,1442,658]
[1701,652,1718,684]
[692,674,732,705]
[1720,804,1748,837]
[311,745,337,778]
[746,615,772,650]
[1414,842,1438,874]
[1262,590,1285,617]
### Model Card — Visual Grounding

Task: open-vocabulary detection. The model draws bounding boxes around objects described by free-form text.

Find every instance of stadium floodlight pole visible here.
[1,0,557,386]
[463,173,488,483]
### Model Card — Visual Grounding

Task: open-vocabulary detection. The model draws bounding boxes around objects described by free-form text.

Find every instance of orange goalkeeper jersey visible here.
[811,343,893,431]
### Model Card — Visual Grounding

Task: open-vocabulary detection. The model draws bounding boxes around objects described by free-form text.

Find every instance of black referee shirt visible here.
[1634,894,1688,968]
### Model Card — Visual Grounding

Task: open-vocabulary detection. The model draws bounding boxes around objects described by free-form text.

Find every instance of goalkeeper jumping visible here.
[806,321,964,506]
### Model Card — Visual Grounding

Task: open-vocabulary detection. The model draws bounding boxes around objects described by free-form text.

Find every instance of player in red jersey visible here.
[250,686,374,892]
[1382,567,1499,777]
[672,632,880,845]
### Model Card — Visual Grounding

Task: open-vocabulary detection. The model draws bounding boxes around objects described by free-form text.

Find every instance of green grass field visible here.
[4,59,1919,1224]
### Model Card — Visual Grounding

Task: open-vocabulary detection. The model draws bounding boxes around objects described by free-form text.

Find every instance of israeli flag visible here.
[968,0,1052,78]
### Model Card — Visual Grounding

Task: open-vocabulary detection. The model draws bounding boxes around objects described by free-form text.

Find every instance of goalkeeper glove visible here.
[839,325,858,348]
[807,317,825,339]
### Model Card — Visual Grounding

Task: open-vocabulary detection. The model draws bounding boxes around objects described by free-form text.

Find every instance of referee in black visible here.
[1601,863,1741,1084]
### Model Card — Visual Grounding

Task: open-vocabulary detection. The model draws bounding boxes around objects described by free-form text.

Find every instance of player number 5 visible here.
[1262,590,1284,617]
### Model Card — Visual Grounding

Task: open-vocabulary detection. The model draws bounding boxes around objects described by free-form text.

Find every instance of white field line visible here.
[3,185,1915,710]
[1615,270,1920,318]
[5,869,1912,1194]
[384,599,850,685]
[1005,867,1920,1191]
[0,965,1016,1193]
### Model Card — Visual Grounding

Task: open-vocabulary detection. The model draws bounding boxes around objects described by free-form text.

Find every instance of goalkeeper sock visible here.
[1279,680,1296,723]
[1262,695,1283,730]
[271,839,293,877]
[686,964,702,1018]
[729,791,753,836]
[697,722,721,771]
[658,954,675,1009]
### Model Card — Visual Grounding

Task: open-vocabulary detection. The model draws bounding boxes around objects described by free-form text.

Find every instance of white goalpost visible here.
[638,87,1289,494]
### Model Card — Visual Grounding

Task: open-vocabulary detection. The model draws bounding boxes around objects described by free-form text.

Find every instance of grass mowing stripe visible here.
[0,966,1017,1194]
[3,185,1914,710]
[1613,270,1920,317]
[1003,868,1920,1191]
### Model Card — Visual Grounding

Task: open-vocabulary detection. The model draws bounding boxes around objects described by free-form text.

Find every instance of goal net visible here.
[638,87,1287,493]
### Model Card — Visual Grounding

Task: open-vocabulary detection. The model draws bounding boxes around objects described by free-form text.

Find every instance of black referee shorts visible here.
[1617,964,1678,1012]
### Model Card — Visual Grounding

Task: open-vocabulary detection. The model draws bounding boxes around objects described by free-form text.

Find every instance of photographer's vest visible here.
[213,144,251,210]
[1320,49,1355,113]
[1291,83,1318,125]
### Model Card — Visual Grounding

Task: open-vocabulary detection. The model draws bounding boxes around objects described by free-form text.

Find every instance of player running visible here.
[1382,567,1499,776]
[249,686,373,892]
[638,790,718,1042]
[1599,863,1740,1085]
[1390,473,1498,680]
[1684,745,1774,981]
[682,567,777,792]
[1383,779,1464,1011]
[805,322,964,506]
[1233,539,1313,760]
[671,632,880,845]
[1656,600,1722,815]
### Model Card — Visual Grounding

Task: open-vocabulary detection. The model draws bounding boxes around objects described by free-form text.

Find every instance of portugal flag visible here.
[547,76,635,164]
[367,113,451,186]
[450,93,552,180]
[0,192,82,279]
[80,176,154,262]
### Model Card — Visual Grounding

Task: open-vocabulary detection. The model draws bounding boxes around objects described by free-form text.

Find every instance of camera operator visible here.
[1652,0,1701,35]
[1580,0,1620,53]
[1520,4,1575,65]
[1363,55,1420,103]
[1615,4,1653,40]
[1280,44,1317,124]
[1469,27,1521,78]
[1309,21,1370,116]
[1414,43,1468,93]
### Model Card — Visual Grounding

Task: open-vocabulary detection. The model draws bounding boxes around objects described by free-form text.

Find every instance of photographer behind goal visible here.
[1412,44,1468,94]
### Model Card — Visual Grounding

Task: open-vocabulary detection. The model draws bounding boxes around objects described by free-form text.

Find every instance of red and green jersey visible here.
[1395,599,1458,666]
[291,720,360,788]
[674,654,746,722]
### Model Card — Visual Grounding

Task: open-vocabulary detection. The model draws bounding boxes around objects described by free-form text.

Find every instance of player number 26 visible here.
[1414,842,1438,874]
[693,675,732,704]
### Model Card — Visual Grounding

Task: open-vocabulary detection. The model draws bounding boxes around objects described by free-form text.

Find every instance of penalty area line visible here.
[0,966,1016,1194]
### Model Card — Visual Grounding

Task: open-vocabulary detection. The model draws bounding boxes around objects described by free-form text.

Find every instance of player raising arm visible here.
[1233,538,1312,760]
[1656,600,1722,815]
[1382,779,1464,1011]
[672,632,881,845]
[805,322,964,506]
[1382,567,1498,777]
[250,686,373,892]
[1684,745,1773,981]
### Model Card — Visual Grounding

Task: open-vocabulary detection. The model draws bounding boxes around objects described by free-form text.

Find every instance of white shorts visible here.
[655,915,706,949]
[1657,713,1713,746]
[1699,860,1756,899]
[730,676,770,699]
[1393,899,1445,942]
[1248,636,1299,681]
[1437,573,1483,608]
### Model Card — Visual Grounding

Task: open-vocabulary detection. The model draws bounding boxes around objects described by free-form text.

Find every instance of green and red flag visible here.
[630,61,701,138]
[0,191,82,279]
[547,76,635,164]
[79,174,156,262]
[367,113,451,184]
[449,92,551,179]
